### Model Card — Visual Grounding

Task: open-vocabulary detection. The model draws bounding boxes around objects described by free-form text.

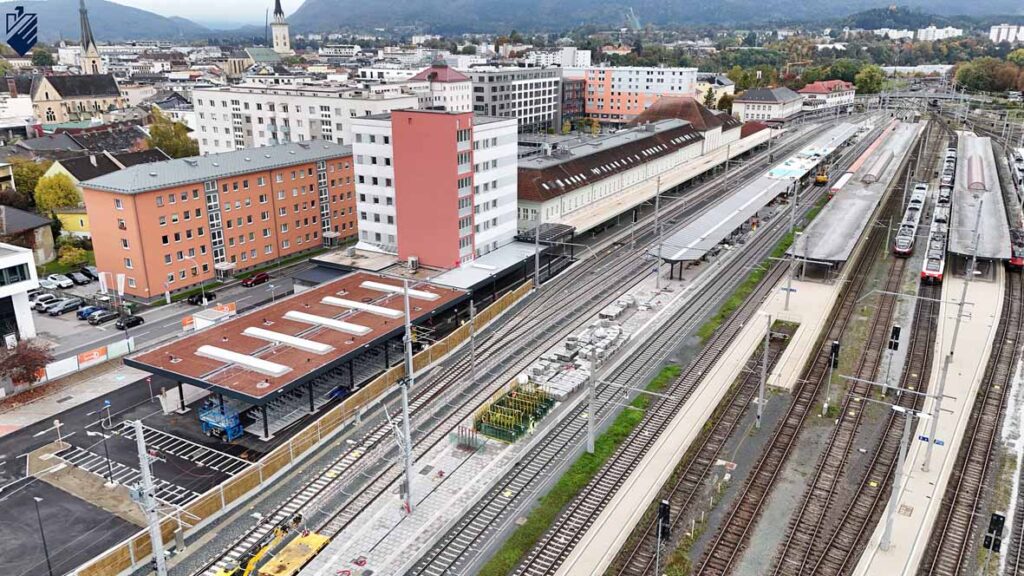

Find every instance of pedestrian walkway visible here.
[0,363,150,437]
[854,267,1005,575]
[762,276,842,392]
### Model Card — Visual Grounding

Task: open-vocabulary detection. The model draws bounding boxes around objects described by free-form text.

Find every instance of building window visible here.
[114,198,123,210]
[124,258,133,269]
[121,239,129,249]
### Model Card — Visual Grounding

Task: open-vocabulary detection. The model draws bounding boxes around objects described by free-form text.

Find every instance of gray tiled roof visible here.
[82,142,353,195]
[735,86,802,104]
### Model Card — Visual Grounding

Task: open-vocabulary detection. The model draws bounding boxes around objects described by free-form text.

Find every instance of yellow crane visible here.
[214,515,302,576]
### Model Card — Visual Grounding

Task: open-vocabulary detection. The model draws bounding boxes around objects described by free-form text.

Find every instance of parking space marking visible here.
[57,445,199,506]
[117,422,251,476]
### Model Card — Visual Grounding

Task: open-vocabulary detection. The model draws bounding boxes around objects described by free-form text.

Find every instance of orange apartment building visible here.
[580,66,699,124]
[82,142,356,300]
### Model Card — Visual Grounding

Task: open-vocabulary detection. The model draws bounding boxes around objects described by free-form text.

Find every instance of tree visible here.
[1009,49,1024,67]
[0,189,32,210]
[460,44,477,55]
[717,93,735,114]
[11,160,50,205]
[828,58,864,83]
[147,108,199,159]
[31,49,54,67]
[0,340,53,385]
[58,245,88,267]
[854,64,885,94]
[703,86,716,108]
[34,173,80,212]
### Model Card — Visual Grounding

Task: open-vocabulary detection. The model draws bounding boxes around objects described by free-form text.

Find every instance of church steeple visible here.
[79,0,103,74]
[270,0,292,55]
[80,0,97,53]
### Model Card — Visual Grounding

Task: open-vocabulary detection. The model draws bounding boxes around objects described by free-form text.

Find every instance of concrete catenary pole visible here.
[401,280,415,512]
[134,419,168,576]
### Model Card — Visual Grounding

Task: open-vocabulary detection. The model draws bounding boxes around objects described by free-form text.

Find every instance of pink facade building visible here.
[352,110,519,269]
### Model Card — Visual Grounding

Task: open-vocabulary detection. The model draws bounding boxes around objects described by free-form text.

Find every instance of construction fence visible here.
[74,281,534,576]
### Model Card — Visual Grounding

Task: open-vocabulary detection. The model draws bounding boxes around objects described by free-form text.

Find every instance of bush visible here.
[56,235,93,251]
[58,245,88,267]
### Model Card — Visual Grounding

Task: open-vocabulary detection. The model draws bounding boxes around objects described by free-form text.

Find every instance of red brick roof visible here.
[798,80,855,95]
[627,96,741,132]
[410,63,470,83]
[740,121,769,138]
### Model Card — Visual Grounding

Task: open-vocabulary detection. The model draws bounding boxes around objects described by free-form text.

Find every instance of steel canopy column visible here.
[307,381,315,413]
[262,405,269,440]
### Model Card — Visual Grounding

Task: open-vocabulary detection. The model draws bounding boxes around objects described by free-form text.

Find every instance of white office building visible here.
[192,84,419,154]
[0,243,38,339]
[465,66,562,132]
[525,47,592,68]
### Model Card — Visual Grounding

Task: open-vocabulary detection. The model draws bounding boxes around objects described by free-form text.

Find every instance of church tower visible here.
[79,0,104,74]
[271,0,293,55]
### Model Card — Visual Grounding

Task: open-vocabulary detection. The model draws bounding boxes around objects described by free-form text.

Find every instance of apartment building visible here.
[82,142,356,300]
[192,84,419,154]
[525,47,592,68]
[351,110,518,268]
[408,63,473,112]
[577,66,698,124]
[465,66,561,133]
[990,24,1023,44]
[916,25,962,41]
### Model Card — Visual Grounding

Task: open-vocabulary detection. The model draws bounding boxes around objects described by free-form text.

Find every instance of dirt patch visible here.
[28,440,146,527]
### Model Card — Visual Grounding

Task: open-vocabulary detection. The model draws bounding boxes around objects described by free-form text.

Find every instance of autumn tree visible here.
[147,108,199,159]
[854,65,885,94]
[11,160,51,206]
[34,173,80,212]
[58,245,88,267]
[0,340,53,385]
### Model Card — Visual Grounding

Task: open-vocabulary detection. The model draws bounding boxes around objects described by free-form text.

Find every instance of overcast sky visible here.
[107,0,307,25]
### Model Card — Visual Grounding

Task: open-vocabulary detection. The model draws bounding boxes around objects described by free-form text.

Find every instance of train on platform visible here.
[922,203,950,283]
[1010,229,1024,271]
[893,186,927,256]
[1012,148,1023,205]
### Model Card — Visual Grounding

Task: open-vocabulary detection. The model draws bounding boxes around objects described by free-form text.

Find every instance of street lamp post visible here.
[32,497,54,576]
[182,255,207,306]
[268,284,277,303]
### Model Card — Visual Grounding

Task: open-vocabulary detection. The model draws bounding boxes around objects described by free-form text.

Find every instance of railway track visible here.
[694,129,907,575]
[769,254,907,576]
[408,125,886,576]
[609,322,796,576]
[921,270,1023,575]
[769,118,947,576]
[187,121,823,576]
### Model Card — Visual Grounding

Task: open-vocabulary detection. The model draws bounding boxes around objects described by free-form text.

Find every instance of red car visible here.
[242,272,271,287]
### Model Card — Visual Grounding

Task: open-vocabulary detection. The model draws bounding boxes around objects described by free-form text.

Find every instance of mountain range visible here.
[286,0,1024,32]
[0,0,1021,43]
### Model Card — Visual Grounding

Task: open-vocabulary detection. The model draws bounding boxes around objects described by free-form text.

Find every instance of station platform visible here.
[854,267,1006,576]
[300,245,719,576]
[659,122,861,263]
[950,133,1011,259]
[558,127,772,235]
[549,268,846,574]
[794,121,923,264]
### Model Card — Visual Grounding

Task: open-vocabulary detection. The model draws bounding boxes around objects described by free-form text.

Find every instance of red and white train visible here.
[893,185,927,256]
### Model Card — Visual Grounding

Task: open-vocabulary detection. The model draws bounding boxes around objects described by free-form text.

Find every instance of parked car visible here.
[76,306,106,320]
[33,294,59,311]
[38,279,59,290]
[32,293,57,309]
[80,266,100,281]
[89,310,120,326]
[47,274,73,289]
[69,272,91,285]
[40,298,71,314]
[187,291,216,305]
[241,272,270,287]
[115,315,144,330]
[48,298,83,316]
